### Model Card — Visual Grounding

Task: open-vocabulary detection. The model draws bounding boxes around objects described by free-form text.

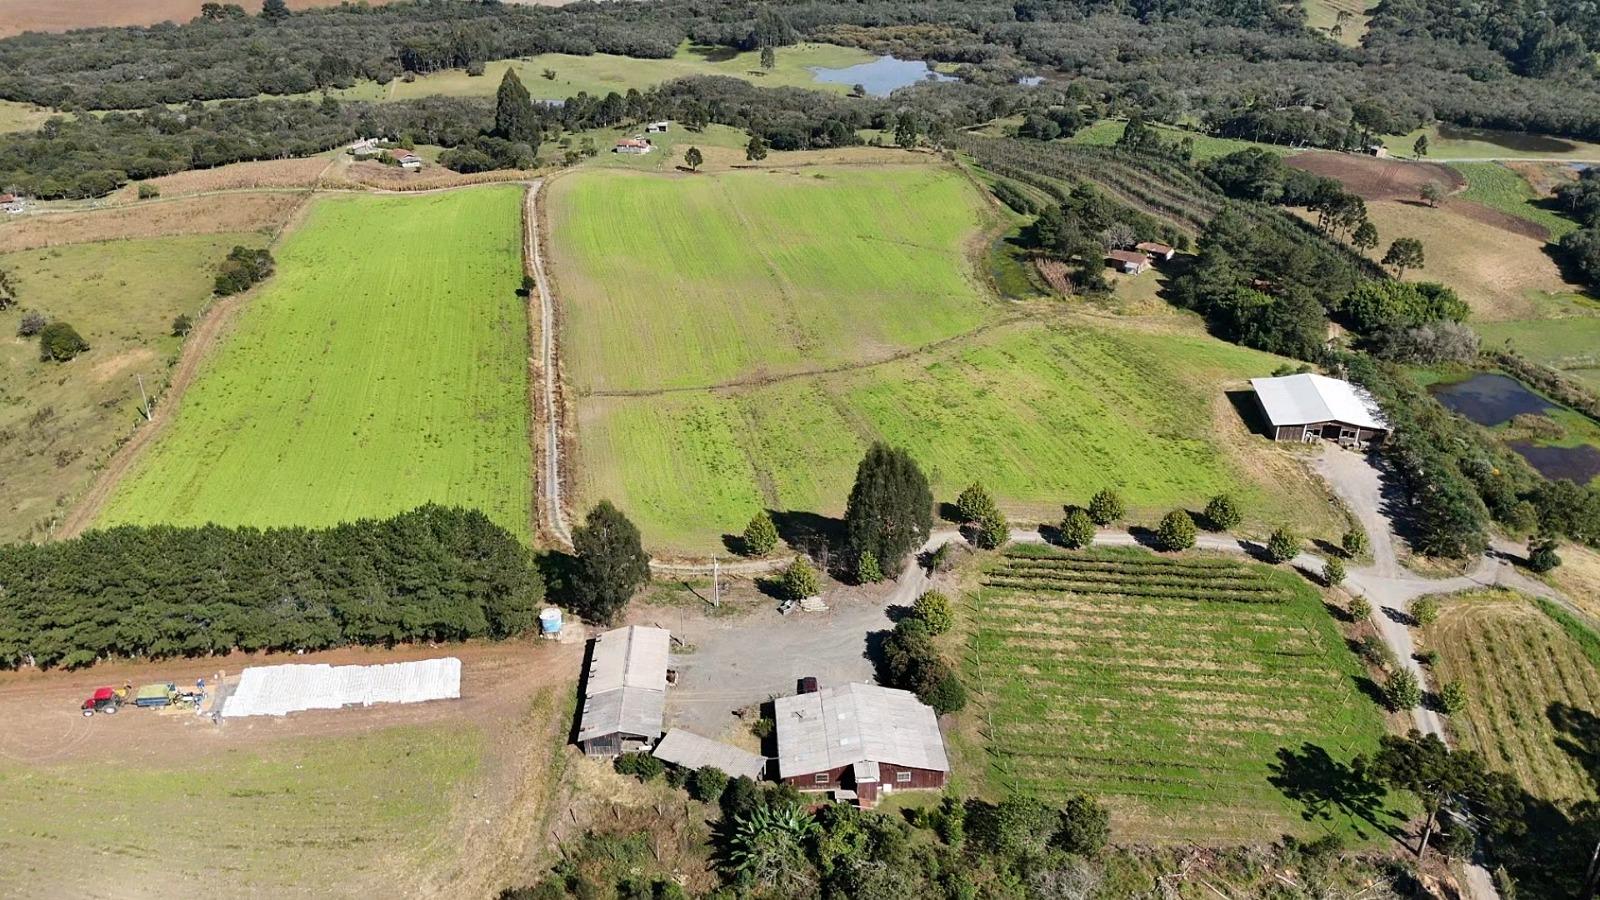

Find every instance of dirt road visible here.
[524,180,571,546]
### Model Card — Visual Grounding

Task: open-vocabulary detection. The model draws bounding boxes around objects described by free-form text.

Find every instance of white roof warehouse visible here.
[1250,373,1388,445]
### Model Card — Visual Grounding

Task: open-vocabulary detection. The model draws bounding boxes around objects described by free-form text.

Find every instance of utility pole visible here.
[711,555,721,608]
[135,374,152,421]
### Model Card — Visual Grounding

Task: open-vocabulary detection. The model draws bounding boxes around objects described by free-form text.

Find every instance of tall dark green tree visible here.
[493,69,540,147]
[843,443,933,572]
[260,0,289,21]
[571,501,651,624]
[1365,730,1514,862]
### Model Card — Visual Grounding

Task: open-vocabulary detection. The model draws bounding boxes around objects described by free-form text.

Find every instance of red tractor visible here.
[80,686,124,717]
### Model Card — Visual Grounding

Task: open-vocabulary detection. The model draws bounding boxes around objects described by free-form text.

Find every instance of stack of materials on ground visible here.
[799,598,829,612]
[220,657,461,718]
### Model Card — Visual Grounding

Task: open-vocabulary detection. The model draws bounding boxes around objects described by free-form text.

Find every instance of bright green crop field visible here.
[550,163,1341,553]
[966,548,1392,842]
[99,187,533,537]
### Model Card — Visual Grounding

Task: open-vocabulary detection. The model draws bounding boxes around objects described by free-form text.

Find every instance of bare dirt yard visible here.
[1287,150,1465,201]
[0,192,303,252]
[0,0,393,36]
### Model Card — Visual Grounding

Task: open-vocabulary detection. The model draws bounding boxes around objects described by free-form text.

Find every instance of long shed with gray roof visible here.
[577,625,670,756]
[652,729,768,780]
[774,682,948,807]
[1250,373,1388,447]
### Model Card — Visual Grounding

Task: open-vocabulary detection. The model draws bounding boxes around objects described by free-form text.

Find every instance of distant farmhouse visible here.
[390,149,423,170]
[775,682,948,807]
[1250,373,1388,447]
[1106,249,1150,275]
[1135,240,1175,260]
[578,625,670,756]
[348,138,381,159]
[645,121,671,133]
[614,138,653,155]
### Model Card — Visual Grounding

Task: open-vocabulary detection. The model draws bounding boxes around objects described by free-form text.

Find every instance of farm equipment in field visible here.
[80,686,126,716]
[134,682,179,708]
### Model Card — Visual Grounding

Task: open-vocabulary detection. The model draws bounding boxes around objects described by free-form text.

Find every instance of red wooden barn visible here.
[774,682,949,807]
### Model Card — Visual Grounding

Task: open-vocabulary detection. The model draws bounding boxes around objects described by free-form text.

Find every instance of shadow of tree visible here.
[1550,701,1600,789]
[1267,743,1398,839]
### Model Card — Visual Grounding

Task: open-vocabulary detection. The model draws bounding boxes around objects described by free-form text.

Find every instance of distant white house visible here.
[645,120,671,133]
[0,193,26,214]
[348,138,381,159]
[614,137,653,155]
[389,149,423,170]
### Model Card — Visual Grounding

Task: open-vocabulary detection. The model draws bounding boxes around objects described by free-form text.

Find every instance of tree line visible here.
[7,0,1600,142]
[0,505,544,669]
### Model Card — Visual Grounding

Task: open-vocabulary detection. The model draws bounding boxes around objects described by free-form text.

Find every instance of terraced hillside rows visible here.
[968,549,1389,843]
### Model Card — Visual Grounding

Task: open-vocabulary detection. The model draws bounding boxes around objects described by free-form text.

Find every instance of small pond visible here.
[1508,441,1600,484]
[1429,372,1554,426]
[808,56,957,96]
[1432,372,1600,484]
[1435,124,1581,154]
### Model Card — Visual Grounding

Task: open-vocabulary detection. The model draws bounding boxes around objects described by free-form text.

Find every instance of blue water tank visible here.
[539,607,563,635]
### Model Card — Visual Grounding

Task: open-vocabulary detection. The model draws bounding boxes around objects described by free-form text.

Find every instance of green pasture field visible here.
[1384,125,1600,160]
[574,320,1342,553]
[388,42,876,103]
[1423,592,1600,803]
[1068,120,1285,161]
[552,162,1342,552]
[0,98,52,134]
[1449,162,1578,240]
[1477,312,1600,392]
[548,165,996,393]
[0,724,479,896]
[98,187,534,538]
[1302,0,1369,46]
[964,548,1391,843]
[0,233,267,543]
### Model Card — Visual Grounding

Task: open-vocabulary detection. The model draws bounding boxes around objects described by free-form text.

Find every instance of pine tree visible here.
[745,134,768,162]
[1059,508,1096,549]
[260,0,290,21]
[741,511,778,556]
[843,443,933,572]
[856,550,883,584]
[571,501,651,624]
[780,558,820,600]
[1156,510,1196,551]
[1204,494,1242,531]
[1087,488,1125,526]
[493,69,540,147]
[1265,525,1299,563]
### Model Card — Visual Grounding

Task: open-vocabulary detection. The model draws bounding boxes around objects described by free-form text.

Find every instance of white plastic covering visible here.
[220,657,461,718]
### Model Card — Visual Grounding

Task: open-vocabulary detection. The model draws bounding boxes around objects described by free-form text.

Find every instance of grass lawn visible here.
[1449,161,1578,240]
[1384,125,1600,160]
[0,233,267,543]
[388,42,875,103]
[963,548,1392,843]
[1069,120,1286,161]
[1421,592,1600,804]
[0,724,479,896]
[98,187,533,538]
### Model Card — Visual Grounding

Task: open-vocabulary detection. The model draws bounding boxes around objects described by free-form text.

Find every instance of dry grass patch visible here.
[1357,199,1580,321]
[1549,543,1600,622]
[0,192,301,253]
[1422,592,1600,804]
[109,158,335,201]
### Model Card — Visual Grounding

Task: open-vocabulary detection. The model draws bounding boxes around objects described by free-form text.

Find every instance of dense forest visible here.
[5,0,1600,141]
[0,505,544,669]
